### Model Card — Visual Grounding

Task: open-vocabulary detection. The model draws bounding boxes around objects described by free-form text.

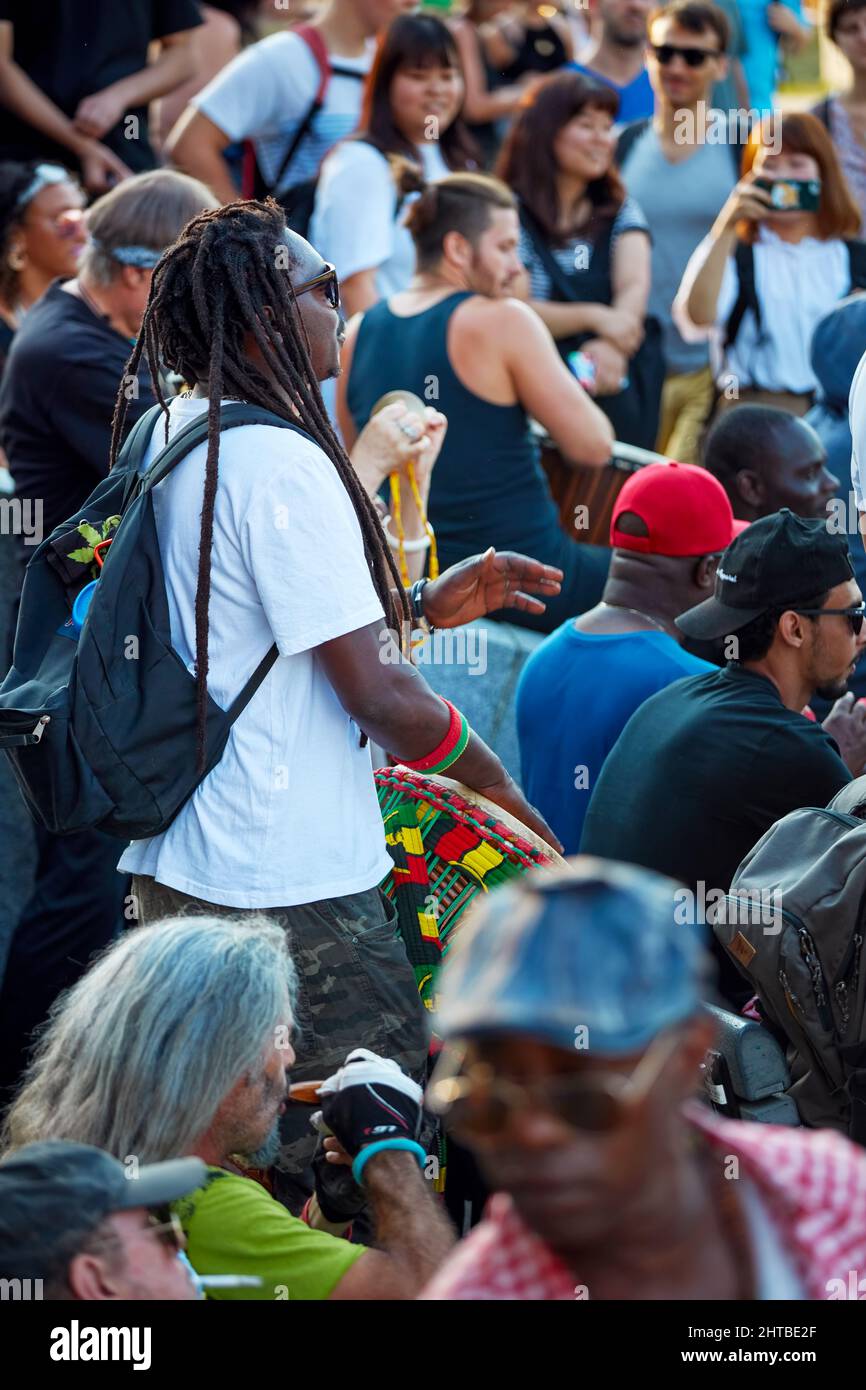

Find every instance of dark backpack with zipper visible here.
[710,781,866,1142]
[0,402,305,839]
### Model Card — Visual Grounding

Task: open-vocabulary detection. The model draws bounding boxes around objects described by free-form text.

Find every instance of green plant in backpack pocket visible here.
[66,515,121,579]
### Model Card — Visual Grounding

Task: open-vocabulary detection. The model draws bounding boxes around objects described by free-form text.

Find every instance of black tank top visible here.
[346,291,567,567]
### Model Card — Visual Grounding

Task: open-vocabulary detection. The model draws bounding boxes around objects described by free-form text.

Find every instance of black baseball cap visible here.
[676,509,855,642]
[0,1140,206,1281]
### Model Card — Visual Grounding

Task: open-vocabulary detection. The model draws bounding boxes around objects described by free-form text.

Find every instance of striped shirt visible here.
[519,196,649,301]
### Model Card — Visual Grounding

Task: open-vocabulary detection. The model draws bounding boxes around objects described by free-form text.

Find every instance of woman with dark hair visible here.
[0,162,86,374]
[310,12,477,319]
[814,0,866,235]
[0,161,86,487]
[497,71,657,448]
[675,112,866,415]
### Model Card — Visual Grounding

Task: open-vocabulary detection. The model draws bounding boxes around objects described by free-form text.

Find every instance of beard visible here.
[609,23,646,47]
[245,1117,283,1169]
[815,674,852,701]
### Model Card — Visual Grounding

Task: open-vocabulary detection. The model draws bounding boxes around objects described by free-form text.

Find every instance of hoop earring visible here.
[7,246,25,272]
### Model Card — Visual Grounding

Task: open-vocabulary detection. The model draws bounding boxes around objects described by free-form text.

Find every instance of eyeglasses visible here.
[795,604,866,636]
[651,43,721,67]
[292,262,340,310]
[426,1031,681,1138]
[145,1210,186,1253]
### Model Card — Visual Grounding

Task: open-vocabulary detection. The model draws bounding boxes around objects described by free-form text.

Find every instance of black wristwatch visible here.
[409,578,430,628]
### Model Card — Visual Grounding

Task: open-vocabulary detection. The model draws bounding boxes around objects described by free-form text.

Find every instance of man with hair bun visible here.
[338,172,615,633]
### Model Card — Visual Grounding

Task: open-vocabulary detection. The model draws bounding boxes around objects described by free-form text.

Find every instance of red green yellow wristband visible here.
[404,698,468,774]
[421,714,470,775]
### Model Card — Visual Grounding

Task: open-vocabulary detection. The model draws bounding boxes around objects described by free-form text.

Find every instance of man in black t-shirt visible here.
[0,168,218,580]
[0,1,202,191]
[0,168,216,1113]
[580,511,866,997]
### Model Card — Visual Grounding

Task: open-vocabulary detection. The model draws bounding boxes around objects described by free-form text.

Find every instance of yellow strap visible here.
[388,463,439,588]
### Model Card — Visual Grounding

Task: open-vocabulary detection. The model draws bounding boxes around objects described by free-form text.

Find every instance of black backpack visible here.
[0,402,306,839]
[711,781,866,1142]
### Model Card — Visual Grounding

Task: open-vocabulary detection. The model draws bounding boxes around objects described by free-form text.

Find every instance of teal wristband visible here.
[351,1138,427,1185]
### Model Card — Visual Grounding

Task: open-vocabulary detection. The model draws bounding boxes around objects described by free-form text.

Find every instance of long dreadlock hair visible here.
[108,198,411,772]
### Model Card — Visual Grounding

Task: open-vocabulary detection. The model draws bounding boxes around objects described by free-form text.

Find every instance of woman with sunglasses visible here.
[0,162,86,374]
[496,70,659,449]
[0,161,86,489]
[310,13,478,321]
[674,112,866,417]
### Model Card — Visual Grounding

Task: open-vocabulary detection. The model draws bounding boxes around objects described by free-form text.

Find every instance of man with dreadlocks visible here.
[114,197,561,1209]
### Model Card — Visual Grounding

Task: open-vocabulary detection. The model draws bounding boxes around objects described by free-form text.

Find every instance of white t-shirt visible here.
[192,31,372,195]
[118,396,392,909]
[310,140,451,296]
[850,348,866,511]
[673,228,852,393]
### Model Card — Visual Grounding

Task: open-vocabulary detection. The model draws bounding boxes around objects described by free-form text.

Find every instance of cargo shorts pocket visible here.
[287,889,430,1081]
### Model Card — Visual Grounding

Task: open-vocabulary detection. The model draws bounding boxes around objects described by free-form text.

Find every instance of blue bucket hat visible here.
[435,857,713,1055]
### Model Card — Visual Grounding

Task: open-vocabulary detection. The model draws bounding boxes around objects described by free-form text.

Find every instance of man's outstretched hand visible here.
[422,547,563,629]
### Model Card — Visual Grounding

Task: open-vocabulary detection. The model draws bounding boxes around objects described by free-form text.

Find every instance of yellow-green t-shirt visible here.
[173,1167,366,1300]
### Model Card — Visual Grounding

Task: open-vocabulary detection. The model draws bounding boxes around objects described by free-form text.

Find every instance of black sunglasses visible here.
[651,43,721,67]
[795,605,866,636]
[293,262,340,310]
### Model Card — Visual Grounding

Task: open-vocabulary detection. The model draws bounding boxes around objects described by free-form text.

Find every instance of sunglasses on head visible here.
[651,43,721,67]
[795,604,866,636]
[292,262,340,310]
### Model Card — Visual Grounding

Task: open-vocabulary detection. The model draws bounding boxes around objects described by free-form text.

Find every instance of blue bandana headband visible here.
[14,163,71,212]
[92,241,164,269]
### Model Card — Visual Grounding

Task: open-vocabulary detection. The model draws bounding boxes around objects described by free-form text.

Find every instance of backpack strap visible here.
[263,25,332,198]
[518,200,615,302]
[139,402,313,722]
[113,403,164,475]
[723,240,758,351]
[846,238,866,292]
[140,403,311,494]
[227,643,280,720]
[614,117,651,169]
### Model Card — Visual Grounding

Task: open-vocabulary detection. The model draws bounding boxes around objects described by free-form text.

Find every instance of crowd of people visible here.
[2,0,866,1308]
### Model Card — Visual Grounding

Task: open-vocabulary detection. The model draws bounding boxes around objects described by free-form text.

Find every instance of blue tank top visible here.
[346,292,565,565]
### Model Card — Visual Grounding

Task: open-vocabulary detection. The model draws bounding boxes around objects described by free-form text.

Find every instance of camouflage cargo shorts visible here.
[132,876,430,1186]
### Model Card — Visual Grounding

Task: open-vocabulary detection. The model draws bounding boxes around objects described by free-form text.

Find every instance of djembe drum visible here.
[533,421,669,545]
[375,764,567,1015]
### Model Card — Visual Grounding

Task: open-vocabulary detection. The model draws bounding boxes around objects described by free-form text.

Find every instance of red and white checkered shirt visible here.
[420,1105,866,1300]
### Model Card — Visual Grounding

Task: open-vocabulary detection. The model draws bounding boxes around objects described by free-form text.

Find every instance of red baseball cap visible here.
[610,461,748,557]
